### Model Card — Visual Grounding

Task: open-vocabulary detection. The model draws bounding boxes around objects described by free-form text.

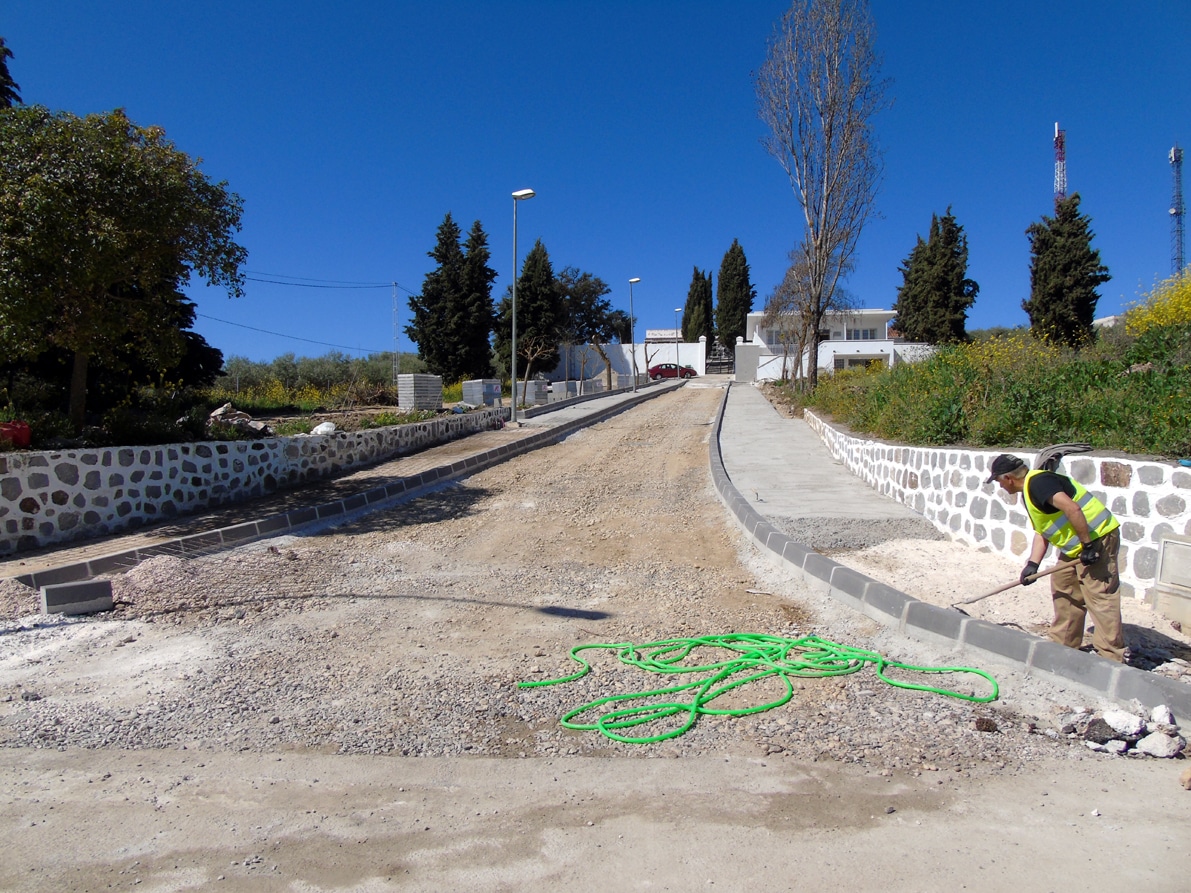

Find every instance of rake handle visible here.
[951,563,1065,607]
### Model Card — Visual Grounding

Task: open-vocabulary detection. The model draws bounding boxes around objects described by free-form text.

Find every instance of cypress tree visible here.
[406,213,466,381]
[460,220,497,379]
[683,267,714,351]
[715,239,756,349]
[1023,193,1110,347]
[893,207,978,344]
[494,239,561,382]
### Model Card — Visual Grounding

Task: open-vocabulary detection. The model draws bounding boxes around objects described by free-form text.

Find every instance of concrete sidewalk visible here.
[717,381,918,521]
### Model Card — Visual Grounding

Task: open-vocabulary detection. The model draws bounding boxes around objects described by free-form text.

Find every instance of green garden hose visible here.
[517,633,999,744]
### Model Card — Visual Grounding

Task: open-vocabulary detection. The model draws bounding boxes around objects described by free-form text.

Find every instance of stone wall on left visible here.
[0,409,505,555]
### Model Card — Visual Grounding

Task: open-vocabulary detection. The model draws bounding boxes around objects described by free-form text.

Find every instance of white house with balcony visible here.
[734,308,935,382]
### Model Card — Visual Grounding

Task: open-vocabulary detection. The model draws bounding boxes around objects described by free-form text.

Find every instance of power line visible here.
[196,313,389,355]
[245,275,390,290]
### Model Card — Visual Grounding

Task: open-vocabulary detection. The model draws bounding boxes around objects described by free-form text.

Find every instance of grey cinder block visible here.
[41,579,113,615]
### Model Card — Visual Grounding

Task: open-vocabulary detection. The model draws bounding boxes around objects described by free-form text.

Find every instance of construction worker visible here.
[986,453,1125,662]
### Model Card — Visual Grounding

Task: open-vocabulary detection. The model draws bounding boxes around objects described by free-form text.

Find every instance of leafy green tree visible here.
[1023,193,1111,347]
[715,239,755,349]
[682,267,714,351]
[0,106,246,430]
[495,239,561,391]
[0,37,20,108]
[893,208,978,344]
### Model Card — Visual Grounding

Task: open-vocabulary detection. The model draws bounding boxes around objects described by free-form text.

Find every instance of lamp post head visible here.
[629,277,640,284]
[512,188,535,200]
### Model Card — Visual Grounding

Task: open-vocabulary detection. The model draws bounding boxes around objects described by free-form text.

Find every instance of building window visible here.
[846,328,878,341]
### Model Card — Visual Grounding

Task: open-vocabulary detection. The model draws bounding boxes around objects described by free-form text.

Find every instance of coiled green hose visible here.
[518,633,999,744]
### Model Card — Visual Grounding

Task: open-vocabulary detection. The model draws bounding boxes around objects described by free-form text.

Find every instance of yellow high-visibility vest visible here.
[1023,469,1119,558]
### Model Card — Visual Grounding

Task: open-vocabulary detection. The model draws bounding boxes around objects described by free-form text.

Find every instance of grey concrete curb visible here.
[14,384,674,591]
[709,383,1191,717]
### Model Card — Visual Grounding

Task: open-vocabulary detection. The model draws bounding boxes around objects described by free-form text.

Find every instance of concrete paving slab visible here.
[718,383,919,521]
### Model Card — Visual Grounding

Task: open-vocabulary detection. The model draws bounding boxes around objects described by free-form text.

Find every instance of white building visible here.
[735,308,935,382]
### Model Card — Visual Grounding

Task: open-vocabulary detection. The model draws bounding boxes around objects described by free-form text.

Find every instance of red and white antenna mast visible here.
[1053,122,1067,204]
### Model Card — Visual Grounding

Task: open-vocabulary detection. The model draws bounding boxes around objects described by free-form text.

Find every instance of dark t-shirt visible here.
[1026,471,1076,514]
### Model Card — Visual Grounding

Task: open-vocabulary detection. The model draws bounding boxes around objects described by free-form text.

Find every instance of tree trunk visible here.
[69,350,89,432]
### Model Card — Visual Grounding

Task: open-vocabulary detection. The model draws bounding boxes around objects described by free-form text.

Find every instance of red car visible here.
[648,363,697,380]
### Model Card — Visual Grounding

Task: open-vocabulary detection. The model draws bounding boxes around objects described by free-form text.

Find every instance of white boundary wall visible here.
[0,409,504,556]
[803,409,1191,601]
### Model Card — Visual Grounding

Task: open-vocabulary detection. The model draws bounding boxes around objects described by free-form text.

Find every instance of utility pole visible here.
[1171,145,1185,276]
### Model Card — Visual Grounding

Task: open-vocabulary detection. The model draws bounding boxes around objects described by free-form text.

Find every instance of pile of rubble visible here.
[1051,705,1186,758]
[204,403,273,438]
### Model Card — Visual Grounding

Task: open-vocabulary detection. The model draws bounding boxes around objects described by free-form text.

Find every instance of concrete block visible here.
[781,540,813,568]
[287,507,318,526]
[963,619,1035,663]
[41,579,113,615]
[1029,641,1117,692]
[255,514,291,534]
[802,552,838,586]
[1111,665,1191,718]
[862,581,911,622]
[316,502,345,520]
[904,600,966,646]
[829,566,871,601]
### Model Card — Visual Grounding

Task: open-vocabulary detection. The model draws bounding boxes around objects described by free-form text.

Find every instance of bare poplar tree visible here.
[756,0,889,388]
[763,245,854,385]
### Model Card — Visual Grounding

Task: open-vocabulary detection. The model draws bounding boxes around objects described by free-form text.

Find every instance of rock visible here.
[1102,709,1145,739]
[1180,766,1191,790]
[1133,732,1185,759]
[1150,705,1175,726]
[1082,718,1118,745]
[311,422,337,436]
[1104,740,1128,755]
[974,717,998,733]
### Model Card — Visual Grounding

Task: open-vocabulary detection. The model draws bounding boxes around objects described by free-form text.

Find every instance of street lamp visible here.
[511,188,535,423]
[674,308,682,379]
[628,277,640,392]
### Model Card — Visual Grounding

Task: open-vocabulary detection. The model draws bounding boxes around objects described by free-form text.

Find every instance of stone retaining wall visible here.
[0,409,505,555]
[803,410,1191,600]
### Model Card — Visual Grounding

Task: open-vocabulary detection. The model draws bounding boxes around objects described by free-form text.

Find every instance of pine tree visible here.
[682,267,713,351]
[460,220,497,379]
[406,213,467,381]
[1023,193,1110,347]
[715,239,755,350]
[893,208,978,344]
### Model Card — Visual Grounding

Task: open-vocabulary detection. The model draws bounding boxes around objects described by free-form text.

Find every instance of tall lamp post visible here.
[674,308,682,378]
[510,188,535,423]
[628,277,640,392]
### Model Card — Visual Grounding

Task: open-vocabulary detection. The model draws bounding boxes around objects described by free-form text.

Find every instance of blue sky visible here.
[5,1,1189,362]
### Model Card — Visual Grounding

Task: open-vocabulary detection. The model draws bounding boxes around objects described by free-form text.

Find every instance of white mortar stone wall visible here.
[0,409,504,555]
[803,409,1191,600]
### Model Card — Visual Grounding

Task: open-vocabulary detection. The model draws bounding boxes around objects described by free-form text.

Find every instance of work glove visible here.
[1020,561,1040,586]
[1080,541,1102,567]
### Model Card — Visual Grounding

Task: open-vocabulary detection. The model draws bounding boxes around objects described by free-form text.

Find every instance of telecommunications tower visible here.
[1053,122,1067,204]
[1171,145,1185,276]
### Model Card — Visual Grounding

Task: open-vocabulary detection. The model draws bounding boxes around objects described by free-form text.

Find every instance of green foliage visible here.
[0,105,246,429]
[494,239,562,382]
[1124,271,1191,334]
[683,268,714,351]
[0,36,20,108]
[893,207,978,344]
[406,214,498,382]
[1023,193,1110,348]
[801,326,1191,457]
[715,239,755,350]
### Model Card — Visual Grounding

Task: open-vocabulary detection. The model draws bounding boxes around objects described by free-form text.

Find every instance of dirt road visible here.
[2,386,1189,891]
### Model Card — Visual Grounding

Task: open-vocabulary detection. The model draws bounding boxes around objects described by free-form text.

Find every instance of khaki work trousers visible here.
[1048,529,1124,662]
